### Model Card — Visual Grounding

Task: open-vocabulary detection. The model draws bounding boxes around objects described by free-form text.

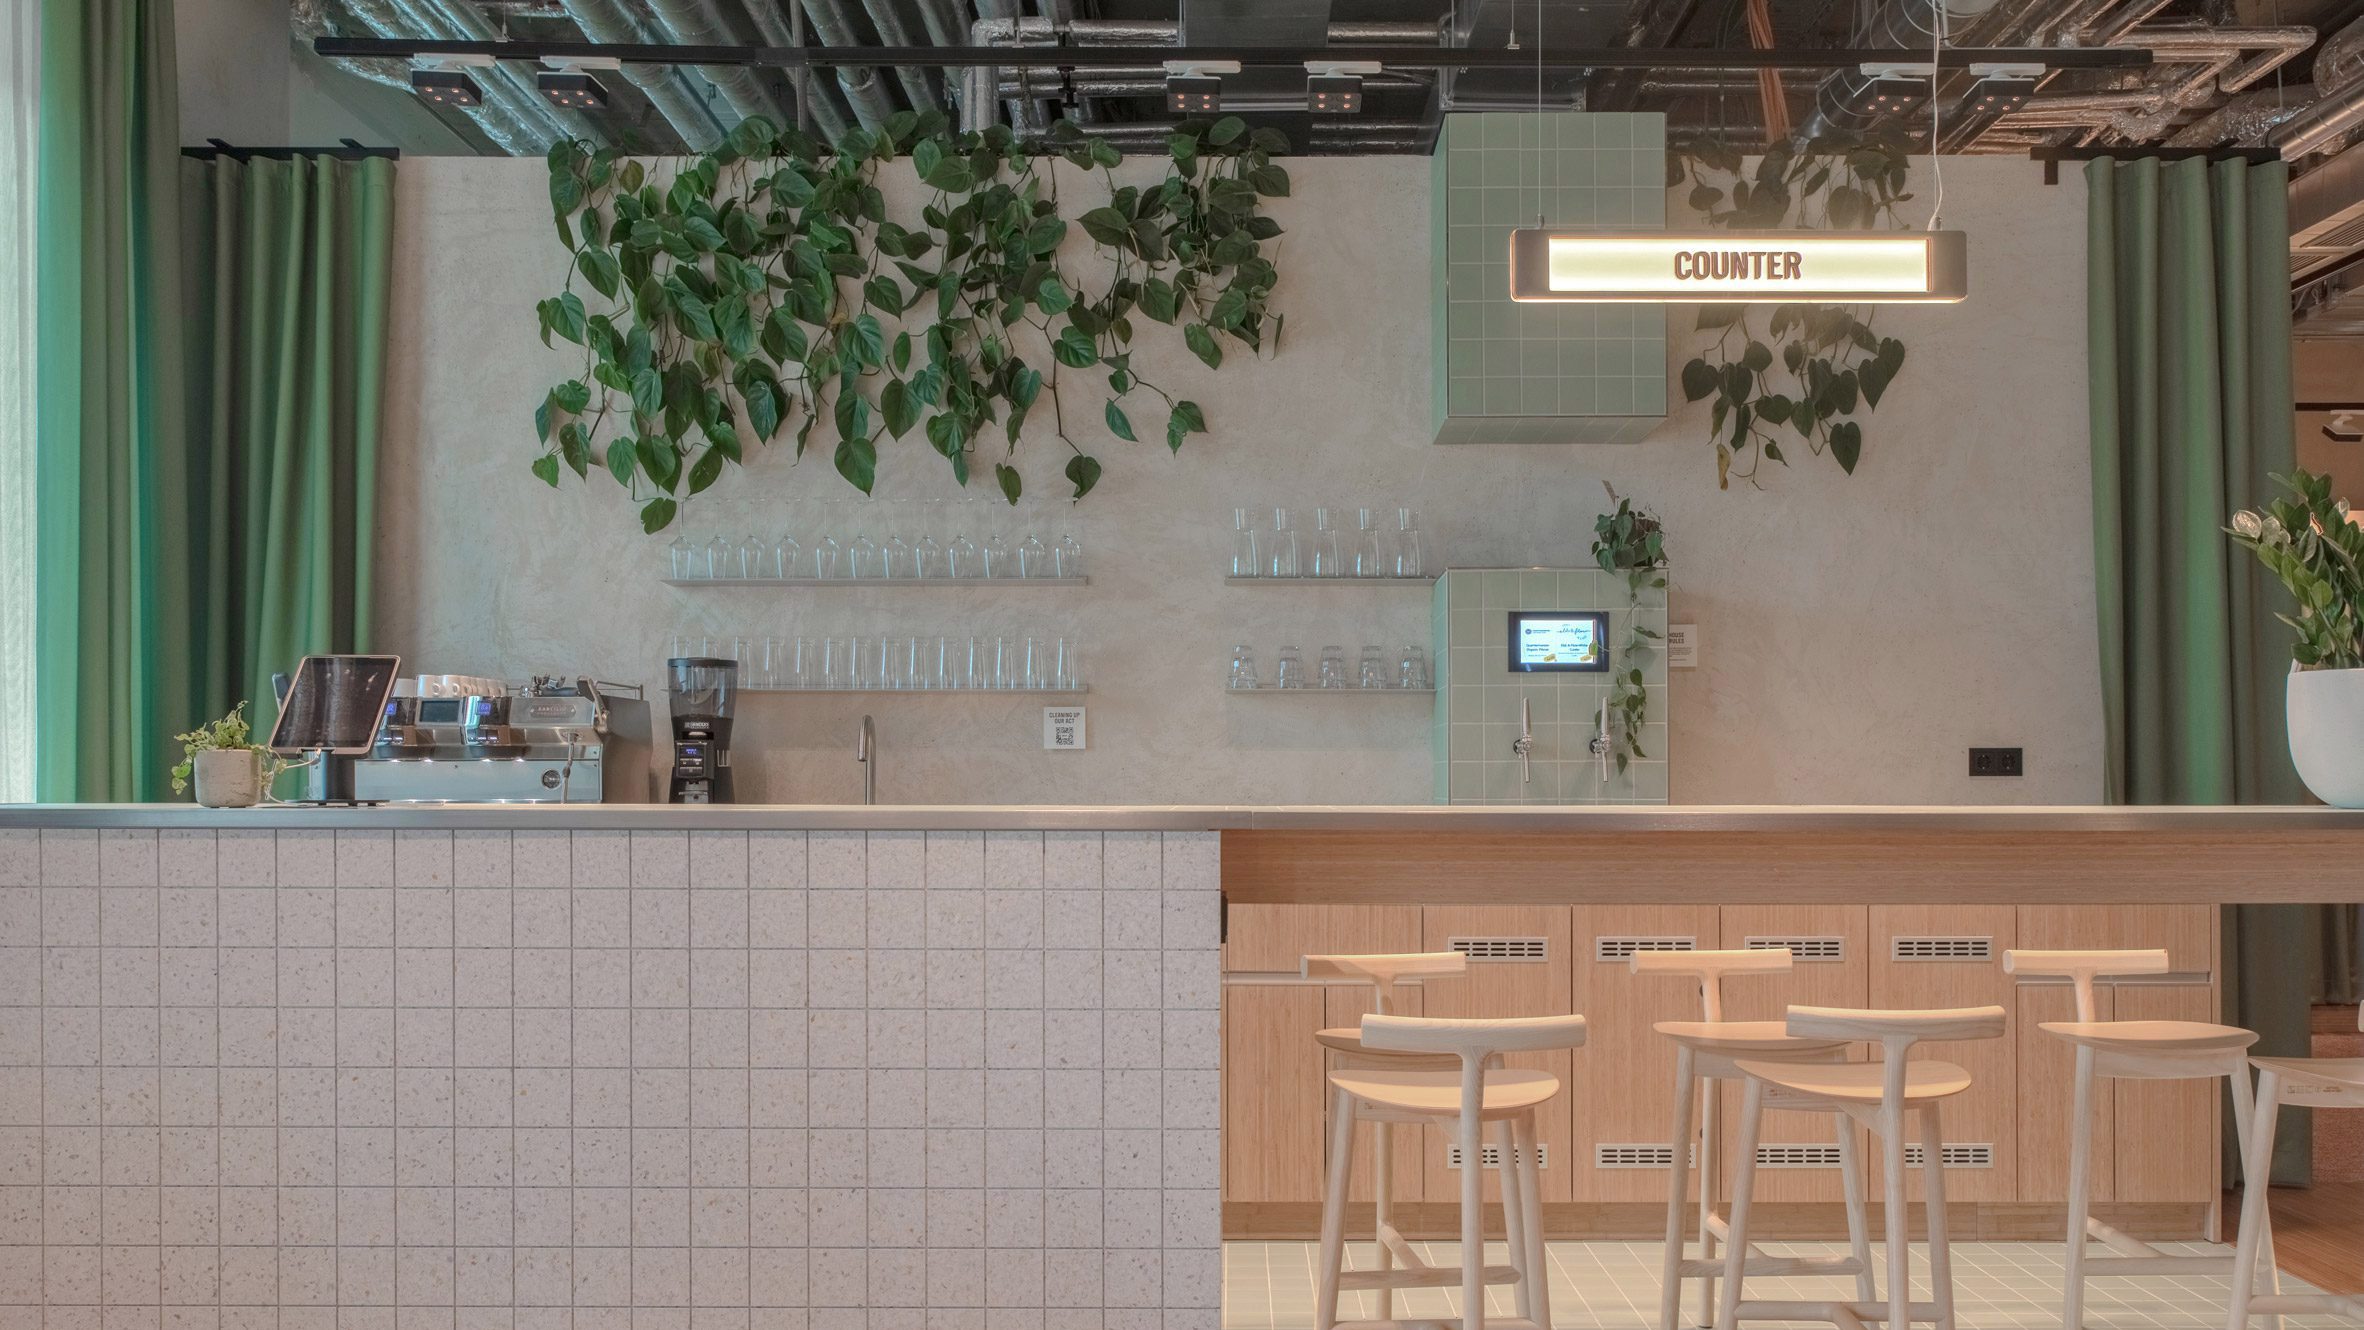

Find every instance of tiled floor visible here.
[1223,1239,2344,1330]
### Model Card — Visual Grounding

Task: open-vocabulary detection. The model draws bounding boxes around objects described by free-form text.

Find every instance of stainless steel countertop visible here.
[4,803,2362,832]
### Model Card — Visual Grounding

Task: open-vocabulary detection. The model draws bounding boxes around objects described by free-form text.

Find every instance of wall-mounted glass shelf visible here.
[666,577,1088,588]
[1223,576,1434,586]
[1225,687,1436,696]
[744,686,1089,696]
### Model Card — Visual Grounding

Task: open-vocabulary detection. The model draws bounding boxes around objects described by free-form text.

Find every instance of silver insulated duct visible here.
[1801,0,2003,139]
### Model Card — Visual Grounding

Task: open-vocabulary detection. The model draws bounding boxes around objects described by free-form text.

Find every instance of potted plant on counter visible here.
[2229,469,2364,807]
[170,703,269,808]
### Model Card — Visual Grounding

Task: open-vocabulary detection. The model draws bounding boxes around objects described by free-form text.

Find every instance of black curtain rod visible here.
[2030,144,2279,183]
[181,137,400,162]
[313,37,2153,73]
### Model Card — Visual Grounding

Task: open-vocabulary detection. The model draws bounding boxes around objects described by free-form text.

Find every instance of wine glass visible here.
[1055,534,1083,578]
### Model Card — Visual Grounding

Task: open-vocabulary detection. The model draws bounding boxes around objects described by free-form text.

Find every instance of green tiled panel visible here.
[1430,112,1669,447]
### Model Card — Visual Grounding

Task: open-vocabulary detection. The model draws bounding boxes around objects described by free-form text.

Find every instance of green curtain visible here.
[33,0,193,802]
[181,154,395,730]
[2087,154,2315,1186]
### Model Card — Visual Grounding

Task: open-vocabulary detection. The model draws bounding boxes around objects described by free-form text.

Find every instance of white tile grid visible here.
[1220,1240,2348,1330]
[0,826,1222,1330]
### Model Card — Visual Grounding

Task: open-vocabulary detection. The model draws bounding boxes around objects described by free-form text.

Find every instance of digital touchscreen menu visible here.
[1507,611,1610,673]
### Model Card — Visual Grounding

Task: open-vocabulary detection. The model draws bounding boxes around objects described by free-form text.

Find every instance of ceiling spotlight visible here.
[410,54,494,108]
[538,56,620,110]
[1163,60,1239,114]
[1304,61,1381,114]
[1962,61,2041,116]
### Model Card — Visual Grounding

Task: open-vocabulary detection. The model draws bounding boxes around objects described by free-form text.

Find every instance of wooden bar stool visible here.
[1316,1011,1589,1330]
[1634,948,1872,1330]
[1301,951,1471,1325]
[2005,949,2279,1330]
[1717,1004,2009,1330]
[2228,1003,2364,1327]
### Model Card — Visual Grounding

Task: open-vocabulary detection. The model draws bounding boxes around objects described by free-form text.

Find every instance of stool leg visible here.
[1516,1110,1551,1330]
[1881,1100,1910,1330]
[1316,1085,1357,1330]
[1716,1078,1767,1330]
[2228,1068,2283,1330]
[1496,1115,1531,1324]
[1374,1119,1394,1324]
[1659,1047,1700,1330]
[1460,1089,1487,1330]
[2063,1044,2097,1330]
[1920,1104,1955,1330]
[1698,1074,1722,1328]
[2224,1063,2285,1330]
[1835,1112,1877,1306]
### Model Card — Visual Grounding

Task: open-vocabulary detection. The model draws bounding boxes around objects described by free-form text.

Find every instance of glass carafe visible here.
[917,535,945,579]
[983,533,1011,579]
[1054,534,1083,578]
[1229,508,1260,578]
[948,534,978,579]
[1228,645,1260,691]
[666,534,695,580]
[1017,534,1047,578]
[1310,508,1343,578]
[736,534,767,580]
[813,535,842,579]
[1392,508,1423,578]
[884,535,913,579]
[1267,508,1300,579]
[850,534,879,579]
[1353,508,1385,578]
[771,533,801,580]
[702,535,732,579]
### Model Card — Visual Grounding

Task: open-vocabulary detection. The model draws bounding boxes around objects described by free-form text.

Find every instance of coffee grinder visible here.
[665,656,738,803]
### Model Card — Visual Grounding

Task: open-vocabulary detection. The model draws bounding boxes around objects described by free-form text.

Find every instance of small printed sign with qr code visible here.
[1043,707,1087,750]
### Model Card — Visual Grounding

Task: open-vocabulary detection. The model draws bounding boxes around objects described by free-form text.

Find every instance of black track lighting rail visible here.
[318,37,2154,74]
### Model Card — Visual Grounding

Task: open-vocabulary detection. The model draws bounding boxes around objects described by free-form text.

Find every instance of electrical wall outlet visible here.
[1044,707,1086,751]
[1968,747,2023,777]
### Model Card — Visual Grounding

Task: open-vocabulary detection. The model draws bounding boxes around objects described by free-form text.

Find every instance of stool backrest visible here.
[1630,946,1793,1021]
[2002,948,2169,1022]
[1301,951,1467,1015]
[1360,1012,1589,1060]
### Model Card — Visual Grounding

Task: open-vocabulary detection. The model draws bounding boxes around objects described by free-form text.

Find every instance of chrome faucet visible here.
[1512,695,1534,783]
[855,715,876,805]
[1588,696,1613,784]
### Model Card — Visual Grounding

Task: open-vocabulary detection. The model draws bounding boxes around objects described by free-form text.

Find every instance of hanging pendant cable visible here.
[1928,0,1947,228]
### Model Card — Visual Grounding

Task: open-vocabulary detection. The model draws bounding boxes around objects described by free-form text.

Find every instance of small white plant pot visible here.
[2287,664,2364,809]
[192,750,262,809]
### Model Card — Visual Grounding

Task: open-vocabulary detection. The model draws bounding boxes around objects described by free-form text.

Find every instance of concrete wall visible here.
[376,152,2105,806]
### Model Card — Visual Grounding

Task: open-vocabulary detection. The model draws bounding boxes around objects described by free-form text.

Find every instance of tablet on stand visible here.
[267,655,403,804]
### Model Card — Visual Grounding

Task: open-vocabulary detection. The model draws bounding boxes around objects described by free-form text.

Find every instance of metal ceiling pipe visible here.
[854,0,945,117]
[723,0,854,140]
[2163,84,2313,146]
[630,0,808,135]
[2316,12,2364,91]
[797,0,904,129]
[1797,0,2004,141]
[2113,26,2315,99]
[2084,0,2175,47]
[2271,75,2364,158]
[557,0,733,148]
[972,1,1047,133]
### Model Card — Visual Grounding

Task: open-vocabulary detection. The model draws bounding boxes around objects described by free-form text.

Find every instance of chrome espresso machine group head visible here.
[353,675,654,804]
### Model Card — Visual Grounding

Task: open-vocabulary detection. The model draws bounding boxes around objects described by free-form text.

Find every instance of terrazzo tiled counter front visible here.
[0,820,1223,1330]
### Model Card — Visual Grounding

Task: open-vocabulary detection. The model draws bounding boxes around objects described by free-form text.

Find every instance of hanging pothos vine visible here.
[1590,486,1666,774]
[1668,130,1914,489]
[531,110,1288,531]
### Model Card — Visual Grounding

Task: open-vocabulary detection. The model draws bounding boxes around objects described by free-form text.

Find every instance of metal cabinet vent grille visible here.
[1595,1143,1696,1169]
[1892,937,1996,962]
[1450,936,1550,963]
[1445,1142,1551,1169]
[1746,936,1845,962]
[1596,937,1698,961]
[1755,1144,1845,1169]
[1903,1143,1996,1168]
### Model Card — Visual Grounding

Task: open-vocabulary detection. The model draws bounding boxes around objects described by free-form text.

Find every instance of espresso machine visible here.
[666,657,737,803]
[350,675,654,803]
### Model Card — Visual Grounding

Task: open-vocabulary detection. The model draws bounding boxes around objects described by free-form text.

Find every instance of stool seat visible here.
[2252,1055,2364,1090]
[1329,1067,1563,1120]
[1734,1058,1975,1105]
[1653,1019,1852,1055]
[2037,1019,2259,1053]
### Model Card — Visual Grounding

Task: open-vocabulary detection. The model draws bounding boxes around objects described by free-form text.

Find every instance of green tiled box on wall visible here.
[1430,112,1669,445]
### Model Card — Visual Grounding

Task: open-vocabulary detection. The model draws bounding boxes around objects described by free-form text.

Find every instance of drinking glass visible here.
[964,635,988,690]
[1022,636,1045,689]
[791,636,816,689]
[1053,638,1077,691]
[772,534,801,580]
[917,535,945,579]
[949,535,979,579]
[1358,645,1389,689]
[1392,509,1423,578]
[1228,646,1260,691]
[1055,534,1083,579]
[1398,645,1431,690]
[851,535,880,579]
[1229,508,1260,578]
[886,636,917,690]
[992,635,1017,689]
[1017,535,1047,579]
[884,535,913,580]
[754,636,784,689]
[814,535,842,579]
[1317,645,1348,690]
[983,534,1011,579]
[736,535,768,580]
[822,636,849,688]
[703,535,732,579]
[730,635,753,664]
[1310,508,1343,578]
[1275,645,1305,690]
[666,535,695,580]
[666,634,694,661]
[1267,508,1300,578]
[928,636,953,691]
[1354,508,1385,578]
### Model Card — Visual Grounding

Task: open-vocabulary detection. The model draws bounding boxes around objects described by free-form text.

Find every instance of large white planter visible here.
[192,750,262,809]
[2287,665,2364,809]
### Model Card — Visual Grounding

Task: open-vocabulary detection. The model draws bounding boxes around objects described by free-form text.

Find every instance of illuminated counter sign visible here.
[1508,229,1969,304]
